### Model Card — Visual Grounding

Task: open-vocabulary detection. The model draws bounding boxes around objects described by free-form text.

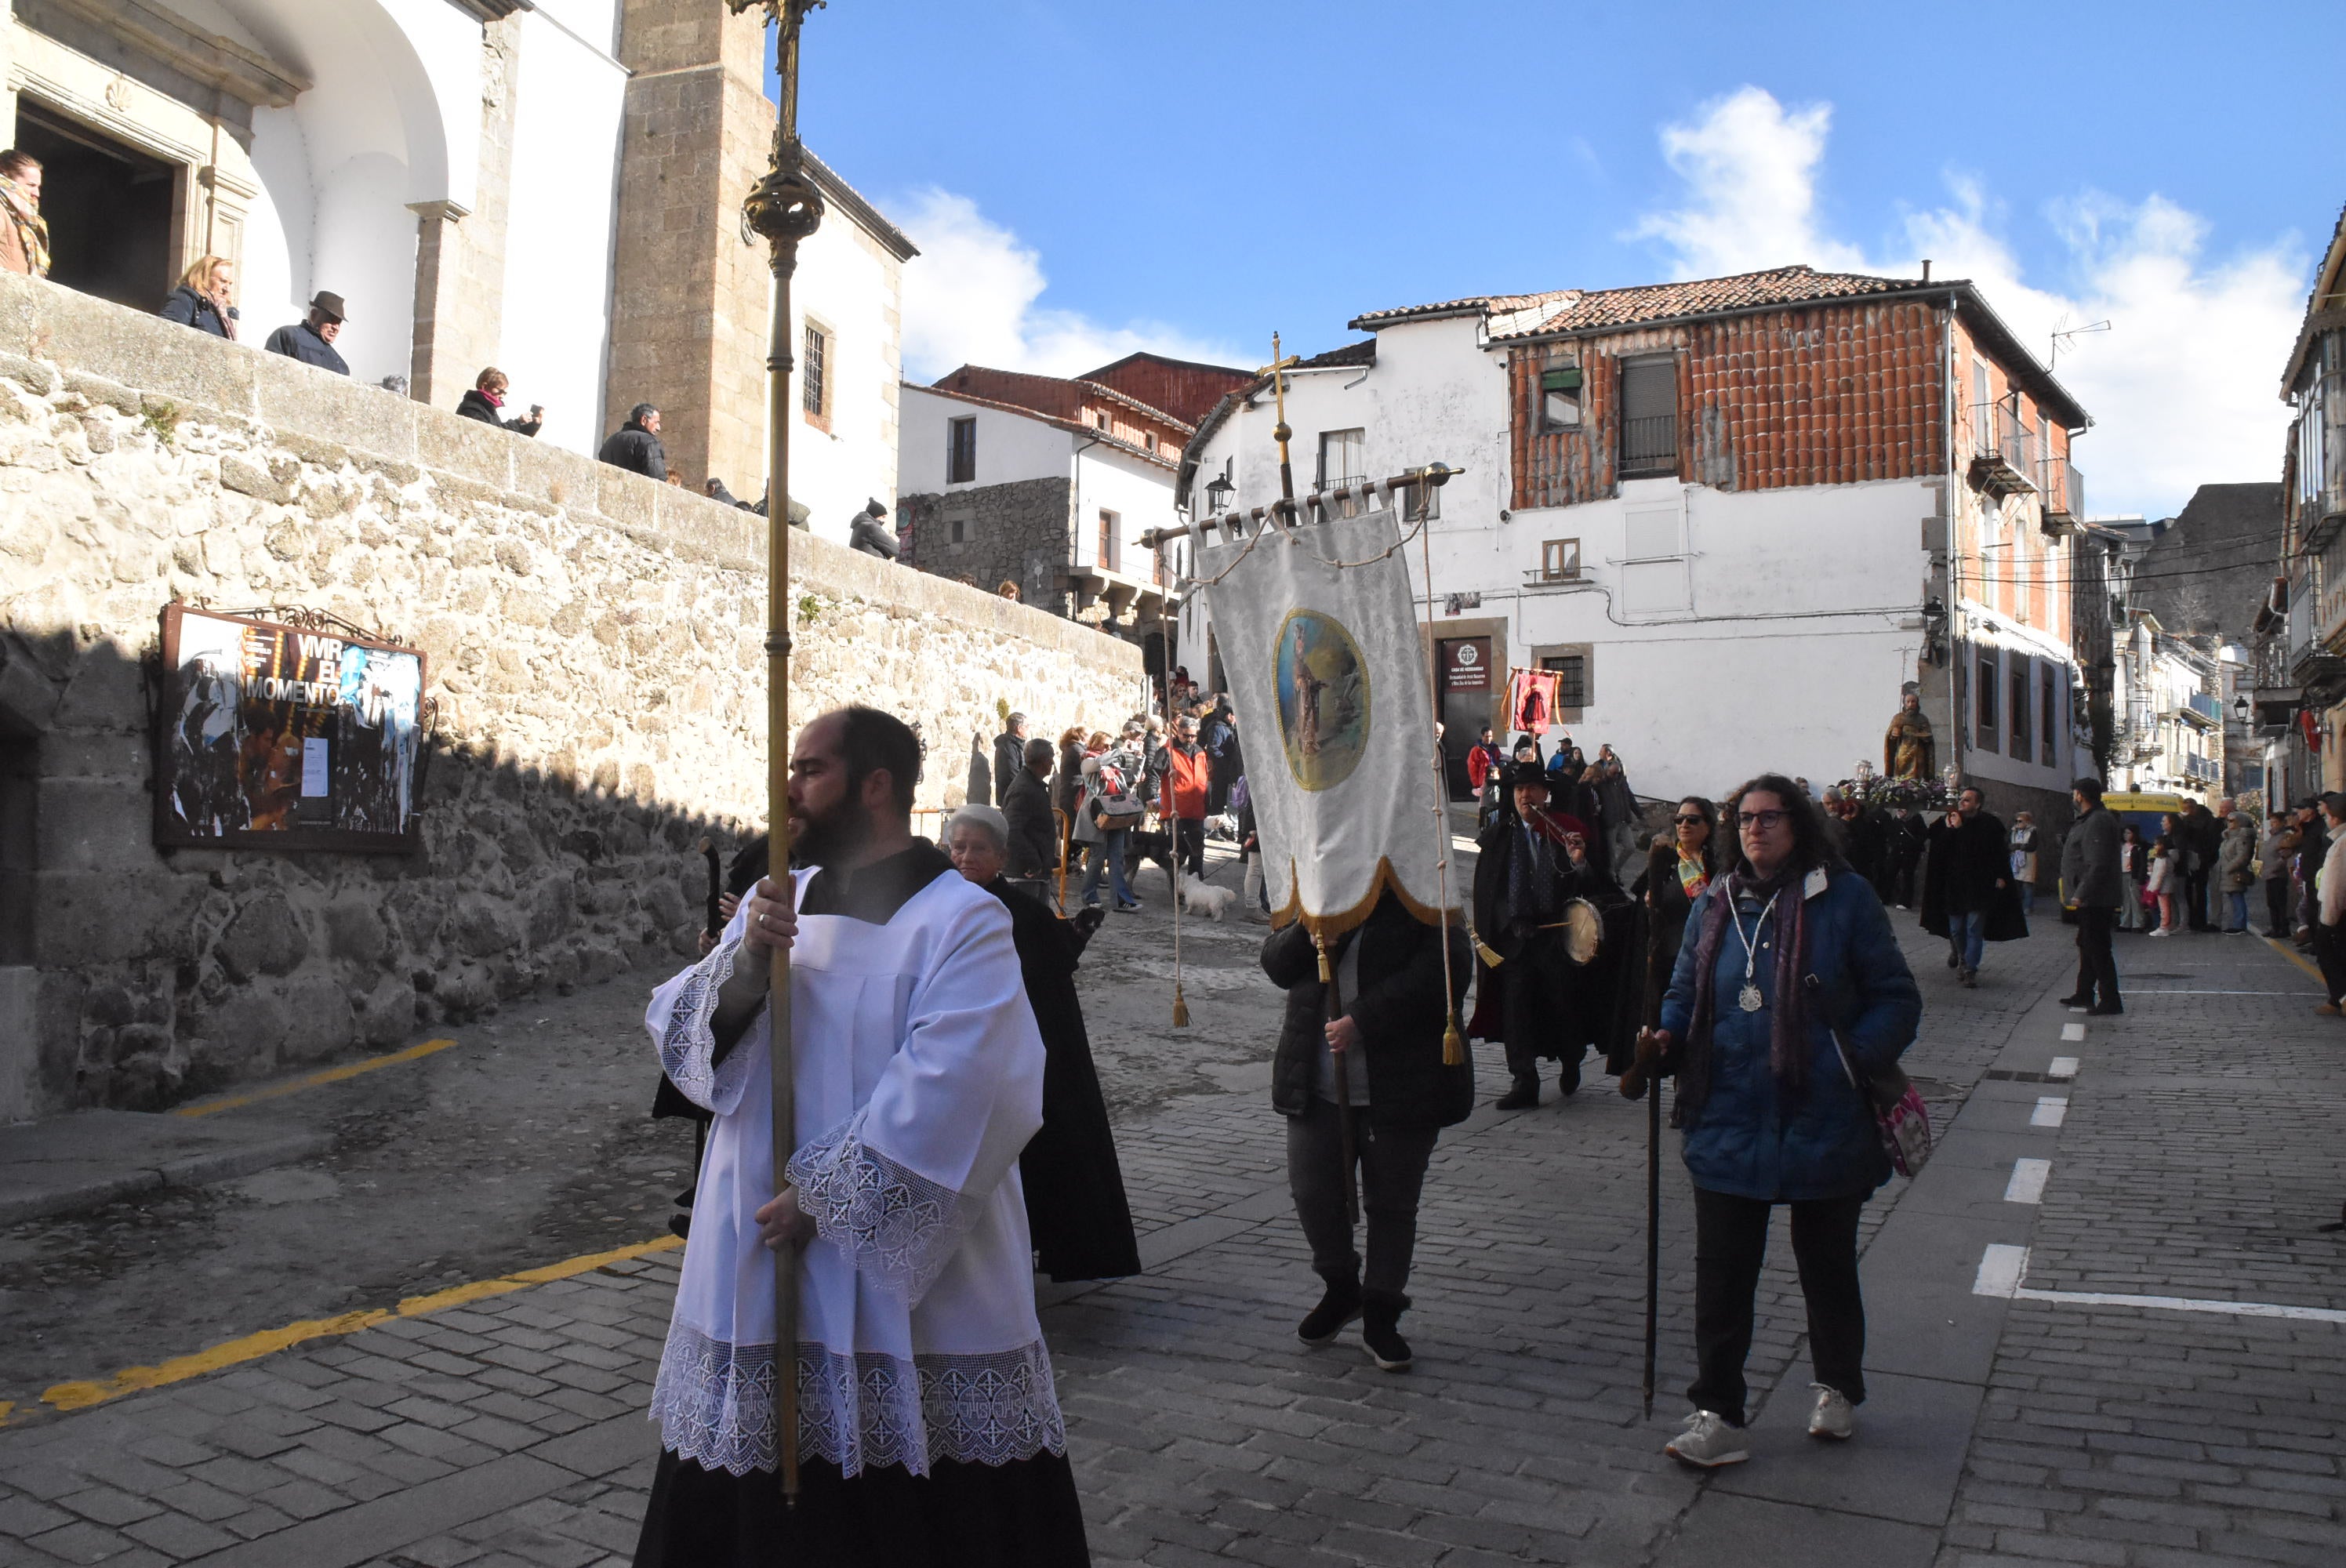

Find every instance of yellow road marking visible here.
[19,1234,682,1421]
[2265,936,2326,986]
[170,1037,459,1118]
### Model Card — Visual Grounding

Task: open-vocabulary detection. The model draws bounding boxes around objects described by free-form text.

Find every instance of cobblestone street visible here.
[4,876,2343,1566]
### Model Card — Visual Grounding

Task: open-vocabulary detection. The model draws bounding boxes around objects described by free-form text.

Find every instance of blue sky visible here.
[772,1,2345,518]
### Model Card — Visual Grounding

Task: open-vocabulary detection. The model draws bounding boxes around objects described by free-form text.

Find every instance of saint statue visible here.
[1291,622,1327,757]
[1883,691,1935,780]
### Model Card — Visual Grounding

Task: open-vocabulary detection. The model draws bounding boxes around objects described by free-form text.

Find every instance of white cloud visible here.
[893,190,1245,383]
[1634,87,2306,519]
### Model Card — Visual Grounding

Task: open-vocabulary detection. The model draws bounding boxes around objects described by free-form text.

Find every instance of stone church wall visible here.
[0,273,1141,1121]
[899,477,1077,612]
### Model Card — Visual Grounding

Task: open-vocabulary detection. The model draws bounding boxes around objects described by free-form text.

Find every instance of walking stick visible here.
[1642,1062,1661,1418]
[734,0,830,1508]
[698,837,723,942]
[1316,933,1360,1226]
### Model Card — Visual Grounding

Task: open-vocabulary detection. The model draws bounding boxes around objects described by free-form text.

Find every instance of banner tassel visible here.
[1442,1019,1466,1067]
[1172,985,1190,1028]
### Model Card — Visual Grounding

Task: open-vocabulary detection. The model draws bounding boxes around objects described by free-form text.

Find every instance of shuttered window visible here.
[1618,359,1677,477]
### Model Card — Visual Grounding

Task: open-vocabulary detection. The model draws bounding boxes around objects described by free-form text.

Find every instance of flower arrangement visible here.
[1846,775,1952,810]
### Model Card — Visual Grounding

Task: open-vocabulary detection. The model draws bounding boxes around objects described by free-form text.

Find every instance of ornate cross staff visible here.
[725,0,828,1508]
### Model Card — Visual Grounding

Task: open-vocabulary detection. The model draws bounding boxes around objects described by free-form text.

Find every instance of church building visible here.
[1,0,913,545]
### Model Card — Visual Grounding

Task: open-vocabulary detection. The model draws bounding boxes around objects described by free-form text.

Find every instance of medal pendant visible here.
[1737,983,1763,1013]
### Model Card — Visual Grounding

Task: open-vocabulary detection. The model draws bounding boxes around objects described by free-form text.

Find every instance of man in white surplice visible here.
[634,706,1088,1567]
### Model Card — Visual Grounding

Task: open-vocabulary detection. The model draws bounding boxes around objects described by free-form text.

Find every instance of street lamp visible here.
[726,0,828,1508]
[1204,471,1235,516]
[2232,692,2251,724]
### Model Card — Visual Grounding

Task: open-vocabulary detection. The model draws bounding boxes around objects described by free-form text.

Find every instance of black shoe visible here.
[1298,1279,1361,1346]
[2057,994,2090,1008]
[1945,951,1959,969]
[2086,1003,2123,1016]
[1361,1290,1412,1372]
[1494,1080,1540,1111]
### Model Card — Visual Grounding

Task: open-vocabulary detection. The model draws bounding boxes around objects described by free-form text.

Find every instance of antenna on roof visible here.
[2049,317,2112,371]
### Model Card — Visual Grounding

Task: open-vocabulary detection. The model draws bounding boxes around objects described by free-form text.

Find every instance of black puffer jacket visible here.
[1262,891,1473,1132]
[456,388,543,437]
[597,420,666,481]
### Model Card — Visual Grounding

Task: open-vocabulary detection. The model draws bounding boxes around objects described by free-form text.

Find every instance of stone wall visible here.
[0,271,1142,1122]
[899,477,1076,614]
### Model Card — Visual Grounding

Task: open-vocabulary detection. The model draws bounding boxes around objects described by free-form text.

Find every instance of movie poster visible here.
[155,605,428,851]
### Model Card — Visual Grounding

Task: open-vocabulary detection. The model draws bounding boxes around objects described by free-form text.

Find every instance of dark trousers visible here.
[2315,921,2346,1006]
[1688,1187,1868,1427]
[2267,879,2294,938]
[1501,931,1580,1094]
[2072,906,2120,1009]
[1287,1097,1437,1298]
[2183,868,2211,929]
[1888,854,1919,907]
[1174,817,1205,877]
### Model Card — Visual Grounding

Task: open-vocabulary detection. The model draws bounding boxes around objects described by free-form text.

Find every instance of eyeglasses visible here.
[1673,814,1707,826]
[1737,808,1789,830]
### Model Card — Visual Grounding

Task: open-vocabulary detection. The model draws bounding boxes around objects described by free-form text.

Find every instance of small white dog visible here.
[1178,872,1234,922]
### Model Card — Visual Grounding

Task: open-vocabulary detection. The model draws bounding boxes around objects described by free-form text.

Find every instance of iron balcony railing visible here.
[2185,691,2224,723]
[1619,414,1678,477]
[2039,457,2083,521]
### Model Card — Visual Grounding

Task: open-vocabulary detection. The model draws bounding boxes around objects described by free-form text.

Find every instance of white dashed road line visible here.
[2004,1158,2051,1204]
[2060,1022,2086,1041]
[2047,1056,2079,1080]
[1973,1243,2346,1323]
[2030,1096,2068,1127]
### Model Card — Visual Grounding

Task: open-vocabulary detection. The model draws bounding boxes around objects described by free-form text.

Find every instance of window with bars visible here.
[1618,358,1677,477]
[946,416,977,484]
[1542,652,1589,710]
[1316,428,1365,490]
[802,321,831,426]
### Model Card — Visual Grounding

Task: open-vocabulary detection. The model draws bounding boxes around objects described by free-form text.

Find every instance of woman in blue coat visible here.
[1635,772,1919,1468]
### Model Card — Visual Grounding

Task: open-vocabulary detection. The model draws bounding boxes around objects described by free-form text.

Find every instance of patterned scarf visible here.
[1676,866,1811,1122]
[1,179,49,278]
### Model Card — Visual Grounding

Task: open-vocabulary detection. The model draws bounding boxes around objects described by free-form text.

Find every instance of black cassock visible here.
[983,877,1142,1283]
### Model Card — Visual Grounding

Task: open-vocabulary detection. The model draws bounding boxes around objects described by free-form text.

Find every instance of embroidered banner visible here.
[1196,507,1452,934]
[1505,668,1560,735]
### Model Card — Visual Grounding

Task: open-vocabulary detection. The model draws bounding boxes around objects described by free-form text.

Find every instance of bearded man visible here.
[633,706,1088,1567]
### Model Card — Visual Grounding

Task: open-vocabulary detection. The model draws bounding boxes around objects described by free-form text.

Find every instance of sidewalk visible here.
[2,917,2339,1566]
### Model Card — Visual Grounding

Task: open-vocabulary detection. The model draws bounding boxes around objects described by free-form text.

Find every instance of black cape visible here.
[985,877,1141,1283]
[1919,812,2028,942]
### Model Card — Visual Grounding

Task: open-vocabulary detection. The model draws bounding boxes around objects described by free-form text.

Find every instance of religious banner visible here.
[1195,506,1452,935]
[154,604,430,852]
[1506,667,1560,735]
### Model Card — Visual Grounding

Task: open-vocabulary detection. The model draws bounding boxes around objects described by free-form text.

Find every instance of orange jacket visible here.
[1159,741,1210,820]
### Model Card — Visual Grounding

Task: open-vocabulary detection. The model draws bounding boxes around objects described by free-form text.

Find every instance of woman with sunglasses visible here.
[1631,774,1920,1470]
[1642,798,1718,1022]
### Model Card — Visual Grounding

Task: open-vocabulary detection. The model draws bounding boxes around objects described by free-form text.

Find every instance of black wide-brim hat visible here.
[1500,761,1551,793]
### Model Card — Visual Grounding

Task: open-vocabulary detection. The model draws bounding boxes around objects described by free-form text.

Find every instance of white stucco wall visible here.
[1073,443,1178,575]
[774,220,904,546]
[499,1,626,454]
[899,387,1075,493]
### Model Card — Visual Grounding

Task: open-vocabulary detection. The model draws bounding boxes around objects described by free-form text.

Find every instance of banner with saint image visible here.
[1195,506,1452,935]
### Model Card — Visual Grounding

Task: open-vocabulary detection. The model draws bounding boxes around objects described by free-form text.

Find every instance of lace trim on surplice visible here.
[648,1323,1068,1479]
[786,1114,982,1305]
[658,936,755,1116]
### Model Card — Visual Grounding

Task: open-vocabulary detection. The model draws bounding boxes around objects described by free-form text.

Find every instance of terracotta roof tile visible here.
[1500,266,1925,338]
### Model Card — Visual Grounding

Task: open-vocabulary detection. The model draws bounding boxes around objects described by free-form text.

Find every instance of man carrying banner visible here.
[1262,888,1472,1369]
[634,706,1088,1566]
[1472,763,1612,1108]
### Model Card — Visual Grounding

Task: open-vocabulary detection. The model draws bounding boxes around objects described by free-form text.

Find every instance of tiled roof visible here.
[1496,266,1925,339]
[903,381,1180,473]
[1350,291,1574,330]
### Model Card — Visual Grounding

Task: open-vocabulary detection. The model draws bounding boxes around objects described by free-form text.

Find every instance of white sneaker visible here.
[1664,1410,1749,1468]
[1807,1383,1854,1440]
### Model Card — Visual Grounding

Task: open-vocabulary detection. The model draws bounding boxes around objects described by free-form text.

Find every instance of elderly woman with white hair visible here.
[946,805,1140,1281]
